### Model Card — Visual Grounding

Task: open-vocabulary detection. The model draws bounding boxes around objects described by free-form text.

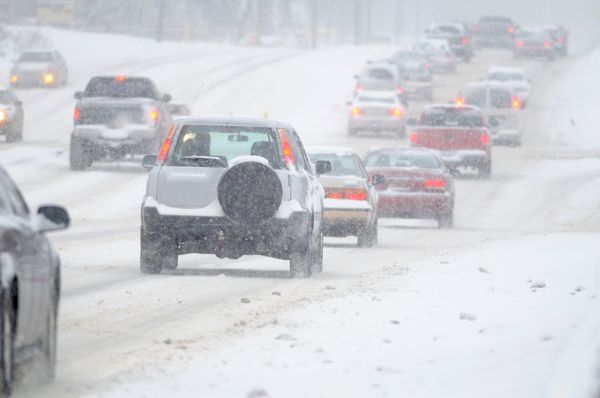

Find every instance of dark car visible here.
[0,89,24,143]
[539,25,569,57]
[426,22,474,62]
[472,16,516,48]
[513,27,557,60]
[140,117,331,278]
[10,50,68,88]
[69,76,174,170]
[0,166,70,394]
[364,147,455,228]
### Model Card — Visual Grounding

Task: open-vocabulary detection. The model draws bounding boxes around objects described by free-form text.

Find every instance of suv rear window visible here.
[78,106,147,125]
[169,125,280,167]
[84,77,158,99]
[364,150,441,169]
[421,108,483,128]
[308,153,364,177]
[18,52,53,62]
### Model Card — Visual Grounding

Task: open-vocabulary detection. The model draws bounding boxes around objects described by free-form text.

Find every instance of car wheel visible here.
[290,239,312,279]
[438,210,454,228]
[479,161,492,178]
[0,289,14,396]
[140,228,166,274]
[69,137,90,170]
[5,124,22,143]
[370,218,378,246]
[161,240,179,271]
[311,230,323,274]
[40,291,57,382]
[358,219,377,248]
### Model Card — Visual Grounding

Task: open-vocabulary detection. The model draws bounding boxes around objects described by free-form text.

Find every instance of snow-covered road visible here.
[1,28,599,397]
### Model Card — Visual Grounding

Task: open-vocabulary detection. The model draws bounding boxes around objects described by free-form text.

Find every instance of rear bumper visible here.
[73,126,158,154]
[377,191,452,218]
[322,206,371,237]
[440,149,490,169]
[141,205,311,259]
[405,83,432,99]
[514,48,554,57]
[491,128,521,143]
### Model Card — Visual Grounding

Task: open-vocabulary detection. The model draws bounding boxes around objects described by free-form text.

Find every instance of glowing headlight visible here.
[10,75,18,84]
[43,73,55,84]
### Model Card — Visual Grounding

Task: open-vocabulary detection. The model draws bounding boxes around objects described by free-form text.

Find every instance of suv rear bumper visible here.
[142,206,311,260]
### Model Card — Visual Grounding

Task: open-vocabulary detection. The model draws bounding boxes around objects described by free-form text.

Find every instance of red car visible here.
[408,104,492,177]
[365,148,455,227]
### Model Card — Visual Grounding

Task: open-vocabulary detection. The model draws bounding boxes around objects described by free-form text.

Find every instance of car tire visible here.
[0,289,14,397]
[5,124,22,143]
[140,229,178,274]
[438,210,454,228]
[311,230,323,274]
[358,219,377,248]
[69,137,90,170]
[290,239,312,279]
[479,161,492,178]
[40,291,57,382]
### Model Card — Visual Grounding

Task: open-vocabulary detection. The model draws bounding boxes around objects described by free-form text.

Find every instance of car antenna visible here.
[188,81,205,114]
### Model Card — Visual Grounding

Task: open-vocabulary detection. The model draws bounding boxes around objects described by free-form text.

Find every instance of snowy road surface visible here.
[1,29,599,397]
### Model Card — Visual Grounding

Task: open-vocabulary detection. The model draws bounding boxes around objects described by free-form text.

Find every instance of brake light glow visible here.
[354,83,362,93]
[396,85,404,94]
[423,179,446,190]
[389,108,403,117]
[455,96,465,107]
[278,128,295,168]
[461,37,469,46]
[507,26,514,33]
[481,132,490,145]
[73,107,80,122]
[557,37,564,44]
[351,107,363,116]
[115,75,126,82]
[424,63,430,70]
[512,96,522,110]
[157,125,176,163]
[325,188,367,201]
[410,132,418,145]
[0,111,6,123]
[43,73,55,85]
[515,40,524,48]
[543,41,552,49]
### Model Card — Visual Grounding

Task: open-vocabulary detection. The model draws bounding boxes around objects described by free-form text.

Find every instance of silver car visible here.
[348,91,407,137]
[140,117,331,278]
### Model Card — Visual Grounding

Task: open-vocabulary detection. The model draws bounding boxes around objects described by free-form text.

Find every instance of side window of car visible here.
[0,170,29,217]
[287,130,309,172]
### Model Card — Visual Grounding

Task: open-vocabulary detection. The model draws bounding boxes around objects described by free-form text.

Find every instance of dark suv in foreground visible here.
[70,76,173,170]
[140,117,331,278]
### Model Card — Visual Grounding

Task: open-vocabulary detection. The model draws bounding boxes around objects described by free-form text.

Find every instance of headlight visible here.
[10,74,18,84]
[0,111,7,123]
[43,73,55,84]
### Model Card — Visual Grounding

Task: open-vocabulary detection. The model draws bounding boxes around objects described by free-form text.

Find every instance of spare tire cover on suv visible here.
[218,161,283,225]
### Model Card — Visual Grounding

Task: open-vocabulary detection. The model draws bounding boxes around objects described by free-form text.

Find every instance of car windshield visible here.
[357,96,395,103]
[361,68,394,81]
[465,87,486,107]
[422,108,483,127]
[170,125,278,166]
[84,77,157,98]
[17,52,53,62]
[517,30,551,40]
[308,153,363,177]
[488,72,524,81]
[78,106,147,125]
[364,150,441,169]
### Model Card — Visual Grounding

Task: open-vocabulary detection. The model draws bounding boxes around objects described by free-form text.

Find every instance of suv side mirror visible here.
[371,175,385,186]
[36,205,70,232]
[161,93,172,103]
[142,154,157,170]
[74,91,83,100]
[315,160,332,175]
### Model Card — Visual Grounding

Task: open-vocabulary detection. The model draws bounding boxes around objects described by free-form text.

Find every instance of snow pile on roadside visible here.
[542,48,600,148]
[92,232,600,398]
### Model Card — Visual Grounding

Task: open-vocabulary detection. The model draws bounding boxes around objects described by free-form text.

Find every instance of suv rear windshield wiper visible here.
[178,156,228,168]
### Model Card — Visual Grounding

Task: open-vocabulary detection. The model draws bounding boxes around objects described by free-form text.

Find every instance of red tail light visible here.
[515,40,524,48]
[455,96,465,107]
[557,37,564,44]
[278,128,295,169]
[115,75,126,82]
[396,85,404,94]
[423,179,446,190]
[355,83,362,93]
[74,107,80,123]
[461,37,469,46]
[481,132,489,145]
[351,107,363,116]
[512,96,522,110]
[389,108,403,117]
[410,132,418,145]
[157,125,176,163]
[424,63,430,70]
[543,41,552,49]
[507,26,514,33]
[325,188,367,201]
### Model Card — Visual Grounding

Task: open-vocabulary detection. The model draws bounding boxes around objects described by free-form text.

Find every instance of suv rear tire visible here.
[0,290,14,396]
[5,124,22,143]
[290,239,312,279]
[358,219,377,248]
[140,229,178,274]
[311,231,323,274]
[70,137,90,170]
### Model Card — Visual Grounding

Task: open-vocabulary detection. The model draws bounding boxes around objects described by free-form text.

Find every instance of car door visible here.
[0,170,49,346]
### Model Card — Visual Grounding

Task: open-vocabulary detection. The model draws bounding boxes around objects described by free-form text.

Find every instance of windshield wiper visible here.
[179,156,228,168]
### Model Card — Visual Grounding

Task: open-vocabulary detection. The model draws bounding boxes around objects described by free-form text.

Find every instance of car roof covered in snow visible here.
[174,116,293,130]
[306,146,358,157]
[488,66,525,75]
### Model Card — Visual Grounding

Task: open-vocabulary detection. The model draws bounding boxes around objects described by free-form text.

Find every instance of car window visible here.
[464,87,487,108]
[357,96,395,104]
[286,130,310,172]
[78,106,147,125]
[364,151,441,169]
[489,89,512,108]
[17,51,53,63]
[0,169,29,217]
[308,153,364,177]
[169,125,279,167]
[362,68,394,81]
[84,77,158,99]
[488,72,524,81]
[421,108,483,128]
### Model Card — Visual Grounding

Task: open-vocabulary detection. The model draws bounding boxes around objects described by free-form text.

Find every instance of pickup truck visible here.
[409,104,492,177]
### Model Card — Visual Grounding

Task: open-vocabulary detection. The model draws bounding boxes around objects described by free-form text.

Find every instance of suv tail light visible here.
[354,83,362,93]
[515,40,524,48]
[351,107,363,116]
[396,85,404,94]
[461,37,469,46]
[157,125,176,163]
[423,179,446,190]
[543,41,552,49]
[410,132,418,145]
[512,96,522,110]
[74,107,81,123]
[325,188,367,201]
[507,26,514,34]
[389,108,403,117]
[455,96,465,107]
[481,132,490,145]
[278,128,295,169]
